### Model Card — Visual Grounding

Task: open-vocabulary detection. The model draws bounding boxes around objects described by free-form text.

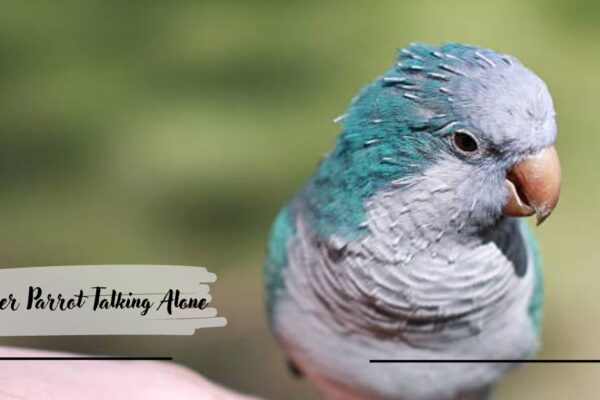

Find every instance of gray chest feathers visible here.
[281,178,534,350]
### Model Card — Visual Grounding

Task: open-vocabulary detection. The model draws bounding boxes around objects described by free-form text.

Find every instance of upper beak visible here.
[502,146,561,225]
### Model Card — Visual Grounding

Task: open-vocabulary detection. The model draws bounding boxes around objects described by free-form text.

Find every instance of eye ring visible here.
[451,131,480,154]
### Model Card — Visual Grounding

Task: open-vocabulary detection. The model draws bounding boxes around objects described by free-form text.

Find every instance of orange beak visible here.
[502,146,561,225]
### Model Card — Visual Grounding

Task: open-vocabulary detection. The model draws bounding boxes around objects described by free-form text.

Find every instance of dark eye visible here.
[452,131,479,153]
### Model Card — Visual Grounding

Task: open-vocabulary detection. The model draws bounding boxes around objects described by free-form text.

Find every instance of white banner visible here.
[0,265,227,335]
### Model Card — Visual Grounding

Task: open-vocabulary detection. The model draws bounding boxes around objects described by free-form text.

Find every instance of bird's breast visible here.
[280,182,534,348]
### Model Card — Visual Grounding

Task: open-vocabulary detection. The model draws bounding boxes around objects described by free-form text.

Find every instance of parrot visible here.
[264,42,561,400]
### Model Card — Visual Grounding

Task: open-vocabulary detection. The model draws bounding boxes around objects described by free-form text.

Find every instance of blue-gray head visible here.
[304,43,561,238]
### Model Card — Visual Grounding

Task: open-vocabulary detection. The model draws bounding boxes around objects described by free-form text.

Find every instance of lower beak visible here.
[502,146,561,225]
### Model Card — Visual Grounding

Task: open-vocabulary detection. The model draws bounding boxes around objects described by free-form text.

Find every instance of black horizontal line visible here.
[0,357,172,361]
[370,359,600,363]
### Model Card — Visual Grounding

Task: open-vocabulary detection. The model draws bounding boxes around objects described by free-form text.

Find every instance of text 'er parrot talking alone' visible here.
[265,43,561,400]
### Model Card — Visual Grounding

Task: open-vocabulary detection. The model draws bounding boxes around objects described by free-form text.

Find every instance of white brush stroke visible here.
[0,265,227,336]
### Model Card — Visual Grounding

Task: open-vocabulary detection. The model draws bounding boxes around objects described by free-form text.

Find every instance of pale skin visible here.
[0,347,260,400]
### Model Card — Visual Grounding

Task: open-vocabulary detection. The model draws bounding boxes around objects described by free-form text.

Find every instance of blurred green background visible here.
[0,0,598,399]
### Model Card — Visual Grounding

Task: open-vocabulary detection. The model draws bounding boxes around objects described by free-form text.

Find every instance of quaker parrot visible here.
[264,43,561,400]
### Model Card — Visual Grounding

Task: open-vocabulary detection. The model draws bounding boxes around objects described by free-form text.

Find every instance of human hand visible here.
[0,347,260,400]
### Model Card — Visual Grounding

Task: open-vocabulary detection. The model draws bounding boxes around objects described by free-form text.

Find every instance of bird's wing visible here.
[264,205,296,316]
[519,219,544,334]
